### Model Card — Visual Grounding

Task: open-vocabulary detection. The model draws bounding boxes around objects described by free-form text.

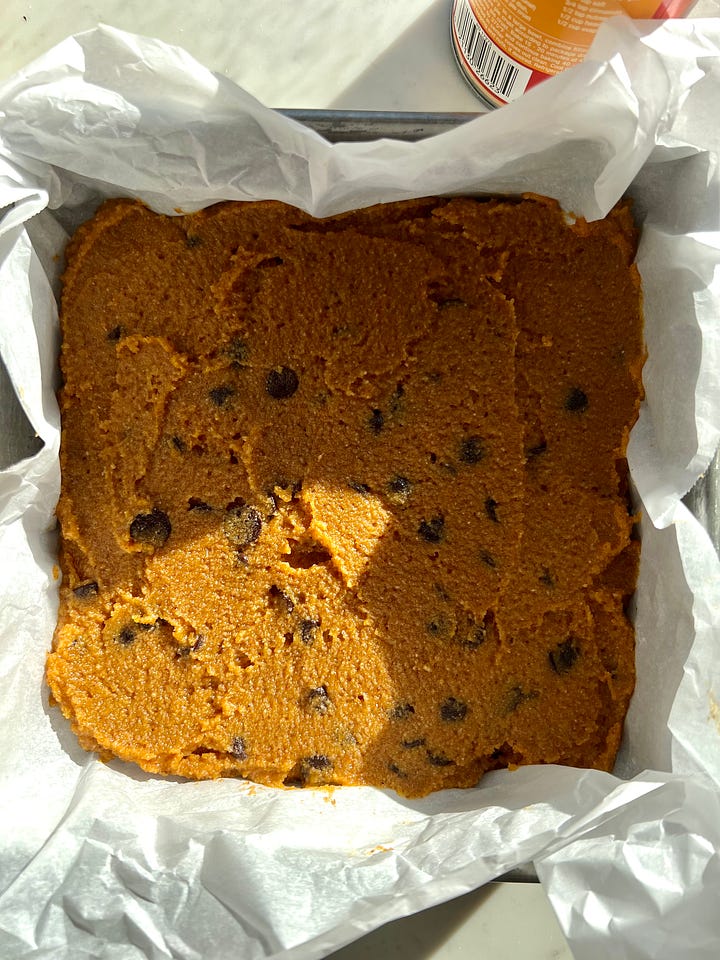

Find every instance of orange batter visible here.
[46,195,644,796]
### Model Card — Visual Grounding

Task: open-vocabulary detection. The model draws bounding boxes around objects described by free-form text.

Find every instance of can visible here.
[451,0,696,108]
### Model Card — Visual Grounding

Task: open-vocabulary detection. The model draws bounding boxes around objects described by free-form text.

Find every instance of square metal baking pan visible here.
[3,107,716,550]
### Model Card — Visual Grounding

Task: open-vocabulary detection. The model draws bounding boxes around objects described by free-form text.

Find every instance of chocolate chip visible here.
[389,384,405,415]
[171,436,187,453]
[266,366,299,399]
[539,568,555,588]
[185,234,202,248]
[175,636,205,659]
[227,337,249,365]
[116,622,153,646]
[434,582,451,602]
[368,409,384,434]
[107,325,123,342]
[479,550,496,568]
[223,503,262,549]
[73,581,98,600]
[427,750,455,767]
[418,516,444,543]
[229,736,247,760]
[505,686,539,714]
[117,626,137,646]
[458,621,487,649]
[549,637,580,674]
[485,498,499,523]
[348,480,371,497]
[527,440,547,458]
[436,297,466,309]
[387,762,407,778]
[209,385,234,407]
[130,509,171,547]
[387,476,412,505]
[307,685,332,715]
[401,738,426,749]
[565,387,589,413]
[188,498,213,512]
[440,697,468,722]
[258,256,284,268]
[426,616,448,638]
[269,584,294,614]
[459,436,484,464]
[298,618,321,646]
[305,754,331,770]
[390,702,415,720]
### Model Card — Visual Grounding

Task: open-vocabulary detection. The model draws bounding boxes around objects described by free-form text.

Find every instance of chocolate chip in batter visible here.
[478,549,496,569]
[549,637,580,674]
[565,387,589,413]
[185,234,202,248]
[227,337,249,366]
[387,762,407,778]
[505,685,539,714]
[229,736,247,760]
[269,584,294,614]
[209,385,235,407]
[368,408,384,434]
[117,626,136,646]
[390,702,415,720]
[188,498,213,512]
[401,738,426,749]
[171,436,187,453]
[107,324,123,342]
[434,582,451,602]
[426,749,455,767]
[304,754,331,771]
[130,509,171,547]
[223,503,262,549]
[266,366,299,399]
[307,685,332,715]
[527,440,547,459]
[389,383,405,415]
[175,636,205,659]
[459,436,485,465]
[484,498,499,523]
[457,619,487,649]
[440,697,468,722]
[348,481,371,497]
[73,581,98,600]
[539,568,555,588]
[298,618,321,646]
[426,615,449,638]
[116,622,153,646]
[387,476,412,506]
[418,516,444,543]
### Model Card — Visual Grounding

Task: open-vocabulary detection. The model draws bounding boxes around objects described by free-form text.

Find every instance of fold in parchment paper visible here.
[1,17,720,960]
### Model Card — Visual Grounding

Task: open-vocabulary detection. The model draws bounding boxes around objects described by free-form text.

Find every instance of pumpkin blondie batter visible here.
[47,195,644,796]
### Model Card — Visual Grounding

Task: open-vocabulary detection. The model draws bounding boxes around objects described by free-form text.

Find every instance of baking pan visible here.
[3,109,716,549]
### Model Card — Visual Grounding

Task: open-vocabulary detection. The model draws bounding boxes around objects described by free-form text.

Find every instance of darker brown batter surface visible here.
[47,195,644,796]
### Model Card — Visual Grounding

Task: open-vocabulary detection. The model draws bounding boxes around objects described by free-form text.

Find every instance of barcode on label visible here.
[453,0,532,103]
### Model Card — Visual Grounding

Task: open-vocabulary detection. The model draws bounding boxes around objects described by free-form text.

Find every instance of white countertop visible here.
[1,2,717,958]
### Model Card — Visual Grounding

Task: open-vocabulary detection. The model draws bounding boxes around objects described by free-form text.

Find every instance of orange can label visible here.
[451,0,696,106]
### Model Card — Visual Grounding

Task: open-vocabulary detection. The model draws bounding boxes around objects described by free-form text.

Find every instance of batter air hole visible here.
[285,540,331,569]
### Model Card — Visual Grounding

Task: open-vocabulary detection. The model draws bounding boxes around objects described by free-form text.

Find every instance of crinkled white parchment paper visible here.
[1,17,720,960]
